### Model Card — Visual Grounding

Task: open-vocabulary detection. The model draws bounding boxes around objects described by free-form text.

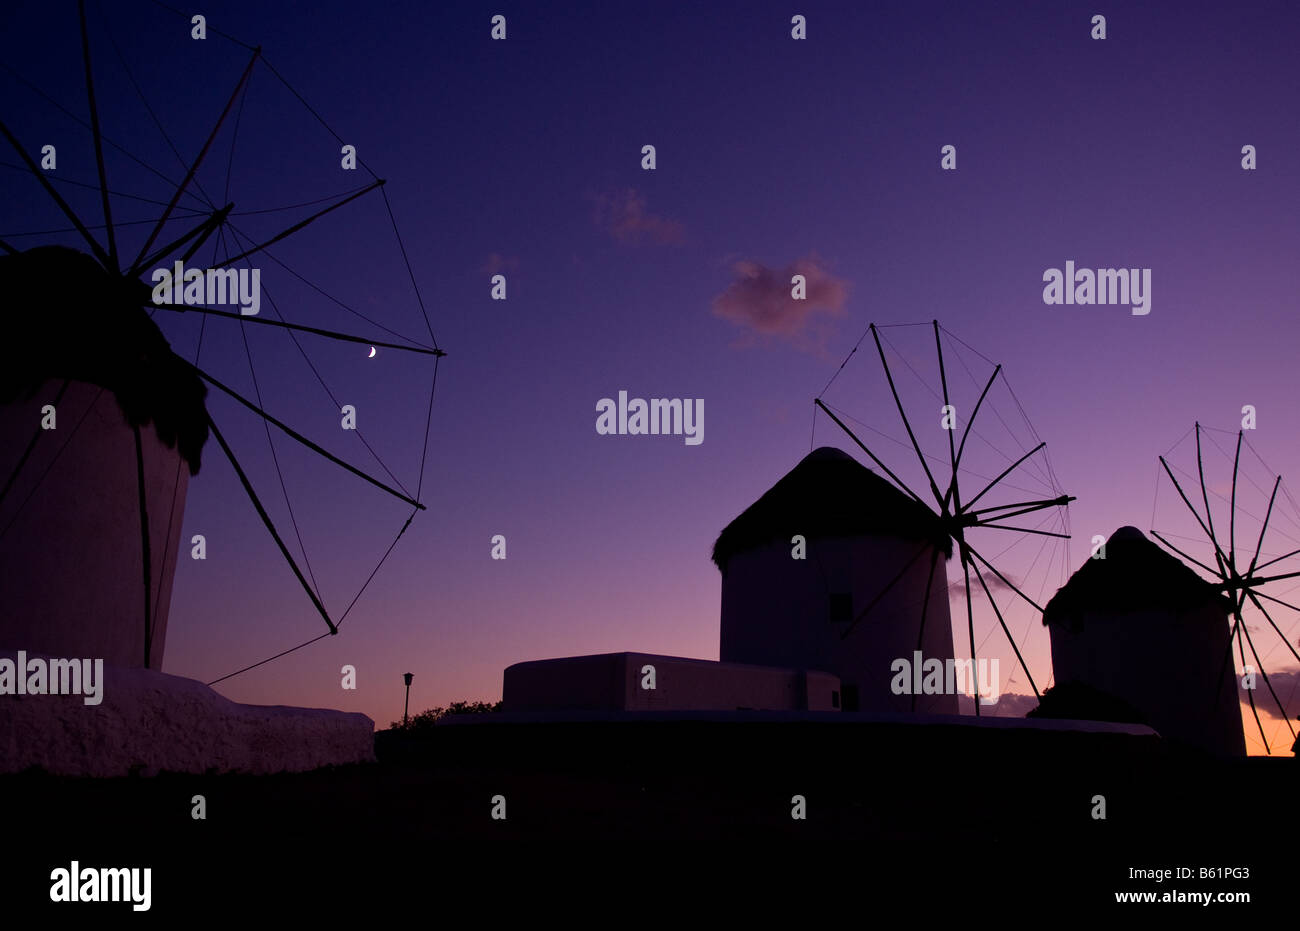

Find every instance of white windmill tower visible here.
[715,445,956,713]
[1042,525,1245,756]
[718,321,1074,715]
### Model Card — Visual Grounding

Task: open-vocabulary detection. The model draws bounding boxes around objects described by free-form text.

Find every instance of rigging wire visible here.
[0,60,212,212]
[880,326,1053,491]
[818,401,1049,501]
[228,236,324,604]
[0,160,210,214]
[228,184,383,216]
[221,220,414,498]
[225,217,430,348]
[96,0,217,213]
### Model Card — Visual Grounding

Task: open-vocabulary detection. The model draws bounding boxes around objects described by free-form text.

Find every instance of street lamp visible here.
[402,672,414,726]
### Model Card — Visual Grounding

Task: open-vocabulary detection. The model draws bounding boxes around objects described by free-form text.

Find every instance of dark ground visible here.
[0,718,1290,917]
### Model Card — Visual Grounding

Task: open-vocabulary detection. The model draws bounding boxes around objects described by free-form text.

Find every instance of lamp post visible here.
[402,672,414,726]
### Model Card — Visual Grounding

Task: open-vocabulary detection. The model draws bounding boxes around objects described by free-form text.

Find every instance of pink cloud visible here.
[1247,667,1300,723]
[957,692,1039,717]
[590,188,684,245]
[710,256,849,342]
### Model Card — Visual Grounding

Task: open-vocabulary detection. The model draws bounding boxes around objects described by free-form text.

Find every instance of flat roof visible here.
[504,651,821,674]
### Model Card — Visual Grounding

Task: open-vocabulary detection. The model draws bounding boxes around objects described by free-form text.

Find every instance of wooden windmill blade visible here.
[1151,423,1300,755]
[813,320,1074,715]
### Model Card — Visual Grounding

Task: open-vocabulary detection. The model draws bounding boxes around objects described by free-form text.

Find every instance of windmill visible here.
[0,1,443,687]
[1150,423,1300,754]
[810,321,1074,714]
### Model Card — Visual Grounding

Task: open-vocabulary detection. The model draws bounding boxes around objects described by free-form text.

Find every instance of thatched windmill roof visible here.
[0,246,208,474]
[1043,526,1231,631]
[711,446,951,572]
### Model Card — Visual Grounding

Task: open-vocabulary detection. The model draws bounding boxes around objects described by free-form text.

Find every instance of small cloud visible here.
[1244,667,1300,722]
[710,256,848,345]
[949,572,1016,598]
[590,188,684,245]
[957,692,1038,717]
[479,253,519,275]
[763,400,796,425]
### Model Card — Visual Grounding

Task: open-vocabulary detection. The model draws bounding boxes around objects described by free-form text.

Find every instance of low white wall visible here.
[0,651,374,775]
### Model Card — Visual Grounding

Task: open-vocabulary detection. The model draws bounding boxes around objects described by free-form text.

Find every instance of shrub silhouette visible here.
[388,700,502,733]
[1026,680,1148,725]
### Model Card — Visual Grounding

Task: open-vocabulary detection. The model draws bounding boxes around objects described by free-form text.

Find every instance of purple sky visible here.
[3,0,1298,752]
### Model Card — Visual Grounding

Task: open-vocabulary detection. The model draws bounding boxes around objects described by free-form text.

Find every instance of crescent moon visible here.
[368,346,376,358]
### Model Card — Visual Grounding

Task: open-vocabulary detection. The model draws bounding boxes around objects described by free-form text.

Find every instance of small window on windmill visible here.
[829,592,852,623]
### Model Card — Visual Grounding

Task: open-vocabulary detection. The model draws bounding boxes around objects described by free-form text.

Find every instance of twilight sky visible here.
[3,0,1298,753]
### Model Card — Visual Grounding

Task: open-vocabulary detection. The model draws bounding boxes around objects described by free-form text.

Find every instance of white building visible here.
[504,652,840,712]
